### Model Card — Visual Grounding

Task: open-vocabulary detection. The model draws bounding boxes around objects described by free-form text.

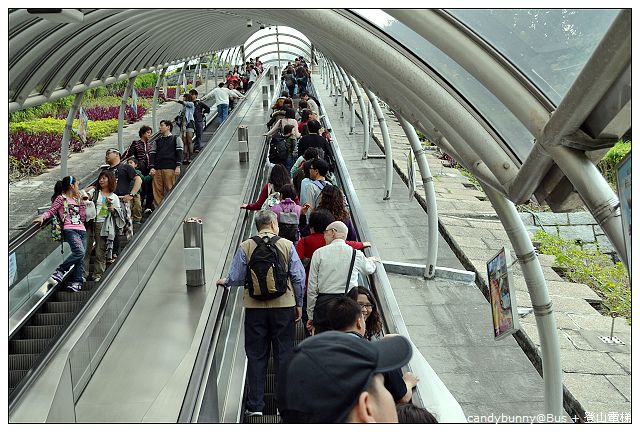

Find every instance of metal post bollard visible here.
[183,217,205,287]
[262,85,269,109]
[238,125,249,162]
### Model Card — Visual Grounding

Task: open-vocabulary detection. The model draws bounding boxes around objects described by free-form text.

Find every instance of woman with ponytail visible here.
[33,175,87,292]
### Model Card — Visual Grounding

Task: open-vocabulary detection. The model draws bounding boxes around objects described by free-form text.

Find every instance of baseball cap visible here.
[278,331,412,423]
[105,147,120,155]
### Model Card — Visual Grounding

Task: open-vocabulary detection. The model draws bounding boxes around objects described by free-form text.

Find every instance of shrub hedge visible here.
[533,230,630,323]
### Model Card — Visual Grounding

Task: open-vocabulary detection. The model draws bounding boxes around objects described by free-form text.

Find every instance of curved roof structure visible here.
[9,8,631,210]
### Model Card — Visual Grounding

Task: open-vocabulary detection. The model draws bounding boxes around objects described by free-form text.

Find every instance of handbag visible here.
[85,199,97,221]
[82,190,98,222]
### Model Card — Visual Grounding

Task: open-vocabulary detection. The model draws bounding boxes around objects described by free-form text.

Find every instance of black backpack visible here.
[245,235,289,301]
[268,133,288,165]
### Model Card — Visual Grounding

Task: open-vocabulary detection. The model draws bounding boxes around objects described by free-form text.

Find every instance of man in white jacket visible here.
[306,221,379,334]
[206,82,244,124]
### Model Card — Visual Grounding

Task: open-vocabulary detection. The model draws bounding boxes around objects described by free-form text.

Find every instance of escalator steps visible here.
[9,338,51,355]
[19,324,64,340]
[244,414,280,424]
[31,312,74,326]
[295,322,305,344]
[262,393,278,414]
[44,301,84,314]
[54,290,92,303]
[9,353,40,371]
[263,373,276,394]
[9,370,29,389]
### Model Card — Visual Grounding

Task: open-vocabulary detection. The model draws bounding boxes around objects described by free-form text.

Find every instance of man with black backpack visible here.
[217,209,305,417]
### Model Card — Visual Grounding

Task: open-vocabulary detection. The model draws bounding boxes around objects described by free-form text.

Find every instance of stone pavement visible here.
[8,80,215,239]
[344,87,631,421]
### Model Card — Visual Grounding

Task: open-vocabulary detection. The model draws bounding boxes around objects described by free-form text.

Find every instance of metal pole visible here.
[152,68,166,132]
[238,125,249,162]
[325,60,330,90]
[183,217,205,287]
[276,26,282,69]
[180,63,188,94]
[262,85,269,109]
[118,77,136,153]
[213,54,218,87]
[395,112,438,279]
[204,55,211,95]
[60,92,85,178]
[363,87,393,200]
[368,99,375,137]
[332,65,339,107]
[337,65,356,133]
[192,57,202,88]
[332,63,346,118]
[548,145,628,268]
[345,75,370,159]
[482,186,563,418]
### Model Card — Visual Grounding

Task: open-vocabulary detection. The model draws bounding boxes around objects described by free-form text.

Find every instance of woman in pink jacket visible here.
[33,175,87,292]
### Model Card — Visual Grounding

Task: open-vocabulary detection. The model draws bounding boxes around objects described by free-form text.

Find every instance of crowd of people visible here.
[32,57,269,289]
[32,56,434,422]
[216,58,436,423]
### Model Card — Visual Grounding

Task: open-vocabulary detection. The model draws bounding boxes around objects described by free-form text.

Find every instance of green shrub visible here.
[134,73,158,89]
[533,230,630,323]
[598,140,631,188]
[9,118,119,141]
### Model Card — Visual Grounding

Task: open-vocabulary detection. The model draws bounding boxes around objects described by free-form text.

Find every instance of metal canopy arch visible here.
[9,10,629,244]
[8,7,631,419]
[249,50,308,64]
[244,31,311,55]
[245,41,311,61]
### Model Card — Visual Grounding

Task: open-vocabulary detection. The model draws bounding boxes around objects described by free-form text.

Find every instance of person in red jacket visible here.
[295,208,370,337]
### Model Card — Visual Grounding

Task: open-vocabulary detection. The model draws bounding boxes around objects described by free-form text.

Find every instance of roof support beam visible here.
[482,186,563,418]
[510,9,631,204]
[363,86,393,200]
[60,92,85,178]
[394,111,438,279]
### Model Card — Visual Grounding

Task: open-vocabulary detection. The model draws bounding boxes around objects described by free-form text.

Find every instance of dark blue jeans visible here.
[58,229,87,283]
[244,307,295,412]
[217,104,229,124]
[193,120,205,151]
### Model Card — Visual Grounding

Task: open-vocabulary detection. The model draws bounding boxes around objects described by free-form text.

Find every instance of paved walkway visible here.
[339,82,631,422]
[8,79,216,239]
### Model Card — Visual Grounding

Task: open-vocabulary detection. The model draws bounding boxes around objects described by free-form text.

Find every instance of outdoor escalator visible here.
[8,92,226,402]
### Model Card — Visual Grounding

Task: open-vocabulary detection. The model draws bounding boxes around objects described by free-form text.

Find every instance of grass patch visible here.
[533,230,630,324]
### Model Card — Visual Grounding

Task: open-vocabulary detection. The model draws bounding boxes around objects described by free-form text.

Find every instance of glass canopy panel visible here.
[353,9,534,163]
[447,9,620,105]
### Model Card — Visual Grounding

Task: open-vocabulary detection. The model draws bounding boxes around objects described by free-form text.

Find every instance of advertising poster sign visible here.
[487,247,519,340]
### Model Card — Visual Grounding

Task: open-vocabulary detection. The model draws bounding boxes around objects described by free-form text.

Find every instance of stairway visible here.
[242,320,306,424]
[8,281,97,397]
